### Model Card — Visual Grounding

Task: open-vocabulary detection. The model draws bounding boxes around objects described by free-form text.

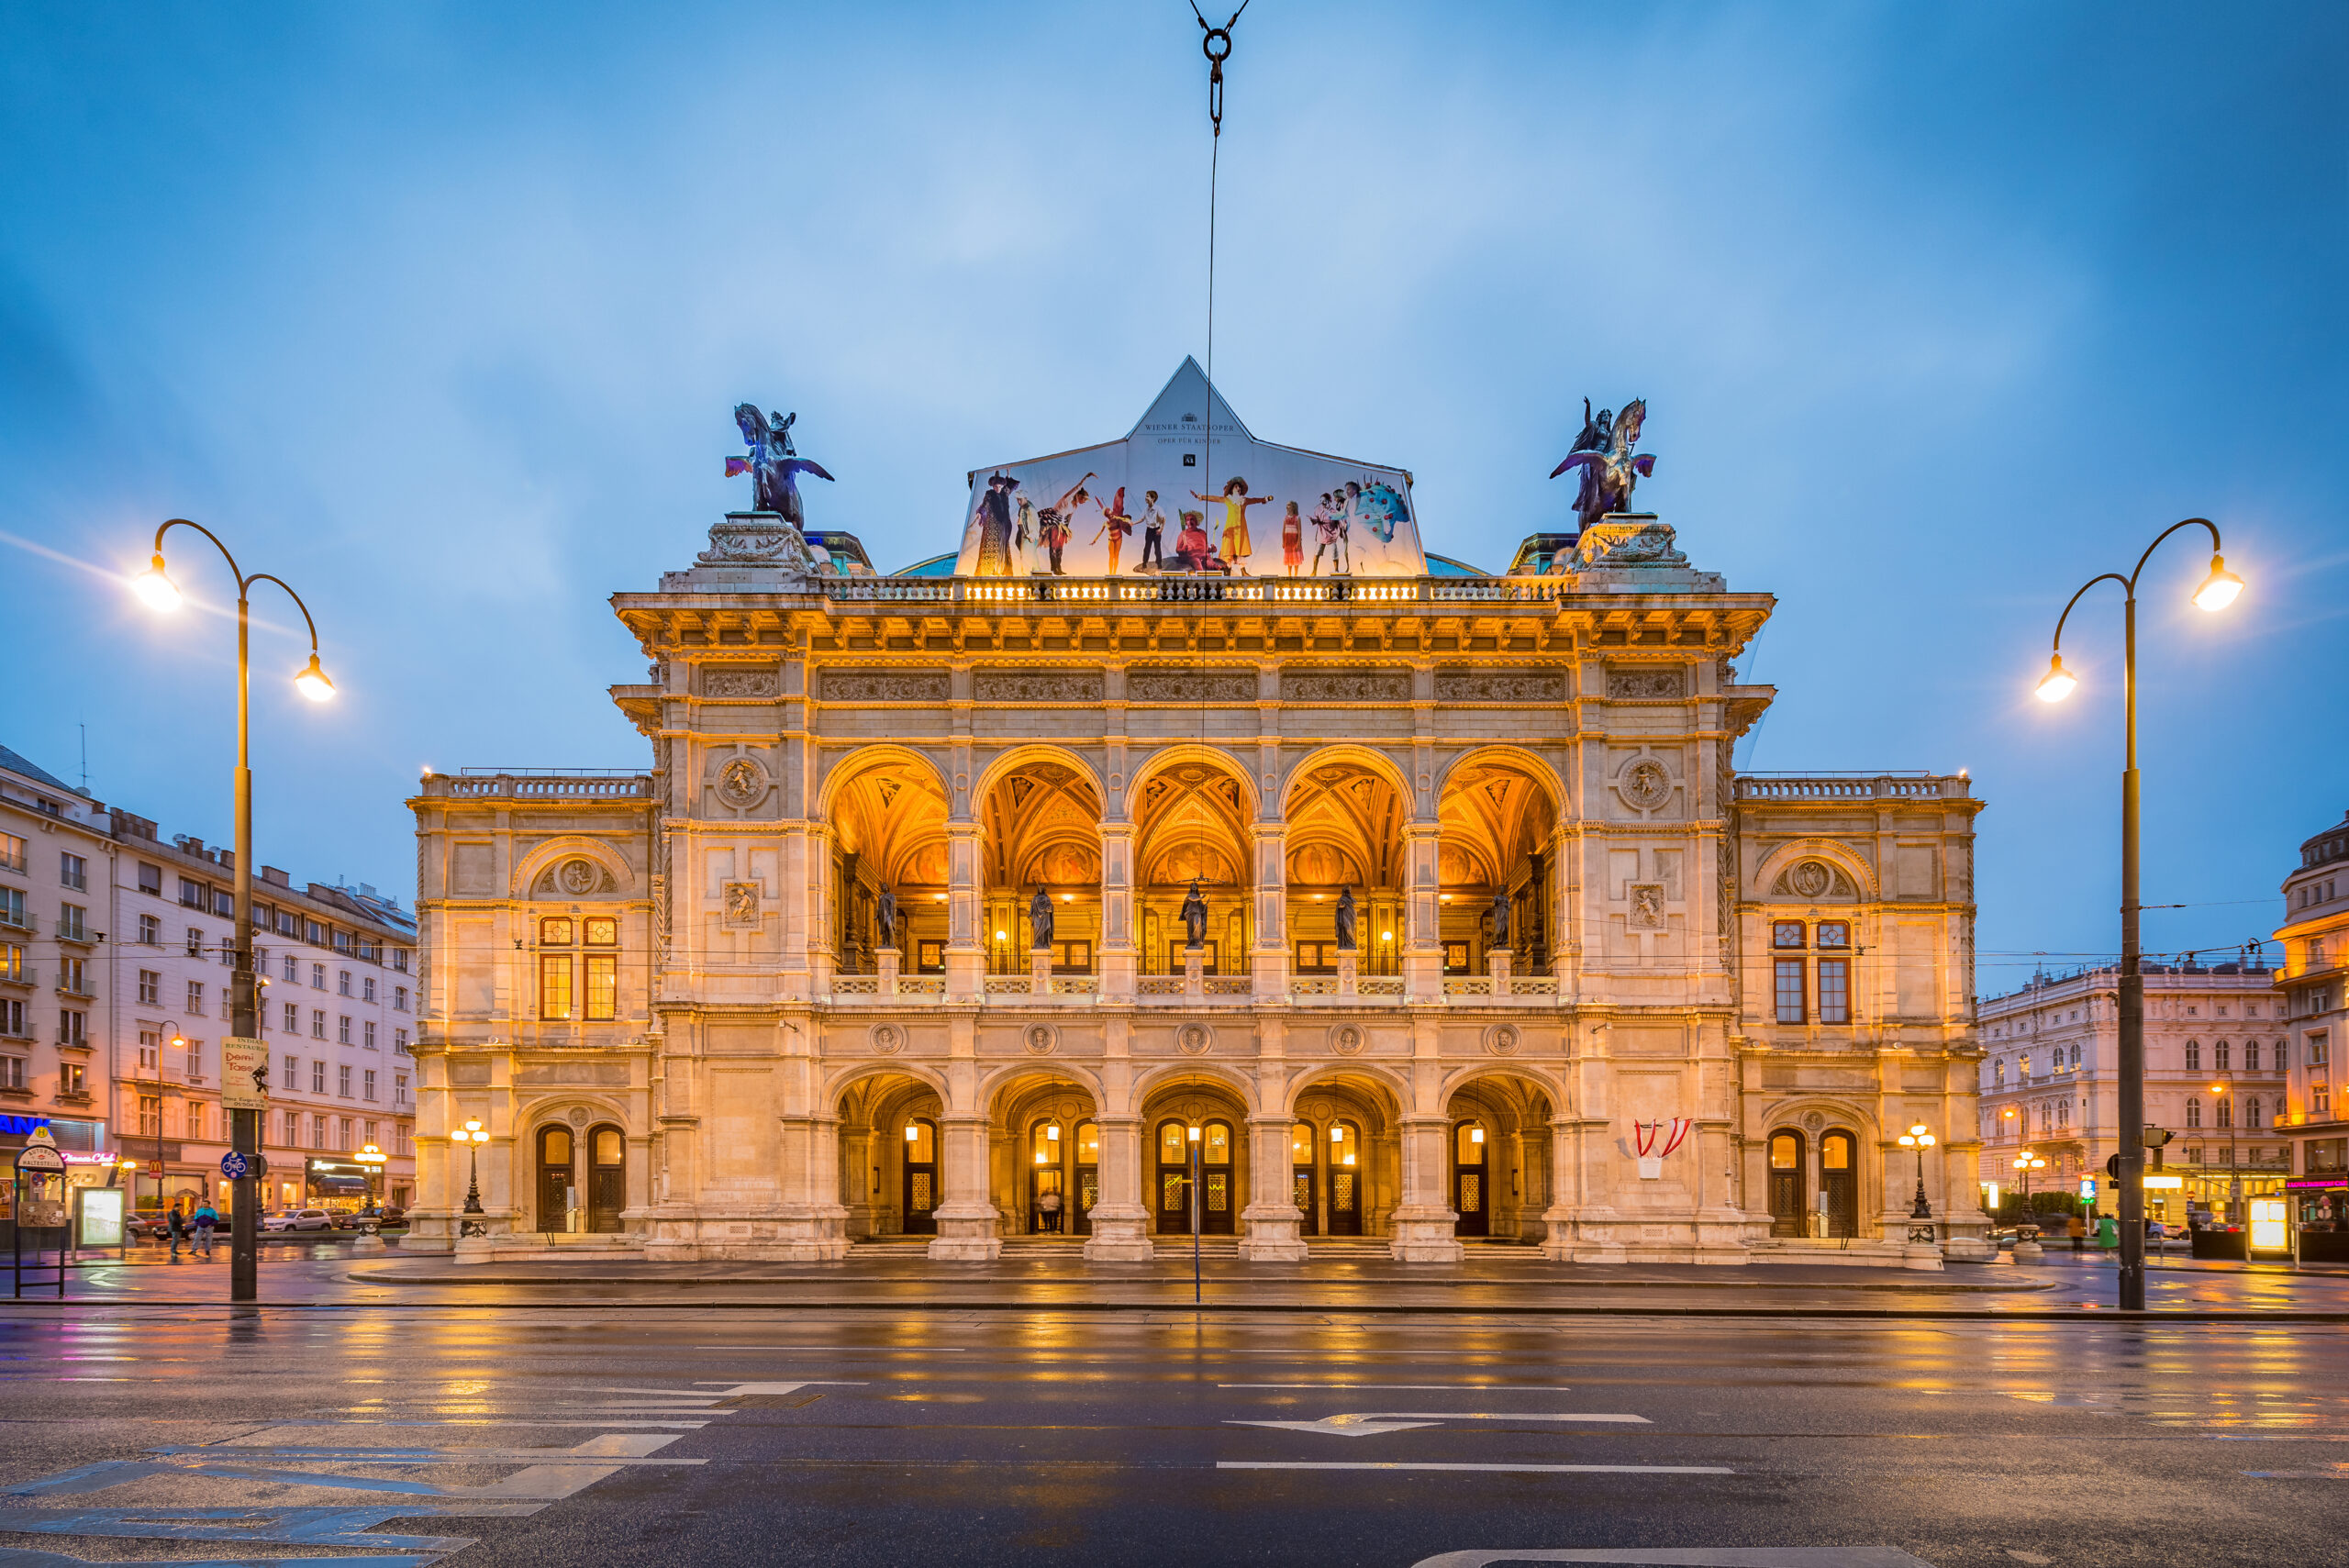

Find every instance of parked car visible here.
[262,1208,337,1233]
[125,1213,173,1240]
[330,1210,379,1232]
[374,1206,407,1229]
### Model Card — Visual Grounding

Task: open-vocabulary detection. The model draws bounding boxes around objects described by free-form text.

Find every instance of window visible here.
[338,1015,351,1044]
[58,1009,85,1045]
[2319,1084,2333,1116]
[306,920,324,946]
[2187,1097,2202,1128]
[187,927,204,957]
[2245,1040,2261,1070]
[2246,1096,2264,1129]
[0,1058,19,1090]
[1994,1060,2005,1085]
[339,970,351,996]
[217,939,233,967]
[139,1095,161,1136]
[338,1064,351,1097]
[57,905,84,941]
[362,976,375,1003]
[362,1069,376,1101]
[395,1072,409,1106]
[312,1114,328,1148]
[187,979,206,1013]
[59,852,85,891]
[2216,1040,2232,1071]
[311,963,325,990]
[2070,1043,2081,1067]
[276,908,296,937]
[363,1119,378,1146]
[1816,920,1850,950]
[2277,1040,2288,1069]
[139,1031,160,1071]
[394,949,408,973]
[394,985,408,1012]
[138,970,160,1006]
[0,833,23,873]
[55,956,83,995]
[541,955,574,1020]
[540,917,574,946]
[283,1054,299,1092]
[283,1002,299,1033]
[311,1060,326,1094]
[2217,1097,2232,1129]
[1818,958,1851,1024]
[395,1028,409,1054]
[396,1121,413,1155]
[310,1008,326,1040]
[1775,960,1806,1024]
[180,877,204,908]
[584,954,618,1020]
[283,1110,300,1145]
[585,917,618,946]
[212,889,232,917]
[338,1117,353,1151]
[138,914,160,946]
[2186,1040,2200,1071]
[2312,1033,2330,1067]
[364,1020,376,1050]
[1773,921,1807,950]
[0,999,20,1039]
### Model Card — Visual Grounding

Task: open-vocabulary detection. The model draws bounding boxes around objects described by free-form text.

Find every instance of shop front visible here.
[2288,1175,2349,1264]
[305,1157,378,1215]
[0,1116,116,1246]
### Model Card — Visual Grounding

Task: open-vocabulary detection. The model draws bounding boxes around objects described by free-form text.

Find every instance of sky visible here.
[3,3,2343,995]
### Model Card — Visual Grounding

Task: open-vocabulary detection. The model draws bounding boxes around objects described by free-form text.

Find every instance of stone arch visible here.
[1437,1062,1569,1122]
[516,1091,633,1134]
[1434,744,1568,815]
[979,1062,1106,1122]
[1280,744,1416,818]
[512,836,637,899]
[815,742,954,818]
[1130,1059,1262,1116]
[1126,742,1262,825]
[824,1060,954,1118]
[1752,839,1879,903]
[969,743,1108,817]
[1278,1062,1409,1127]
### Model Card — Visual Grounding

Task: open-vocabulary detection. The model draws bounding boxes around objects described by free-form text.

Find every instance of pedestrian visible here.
[166,1203,185,1261]
[1039,1187,1063,1235]
[2067,1211,2087,1252]
[193,1200,218,1258]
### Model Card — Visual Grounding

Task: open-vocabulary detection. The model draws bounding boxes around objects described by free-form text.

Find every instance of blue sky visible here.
[4,3,2342,992]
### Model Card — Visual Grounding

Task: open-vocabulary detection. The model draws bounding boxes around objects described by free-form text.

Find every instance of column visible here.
[1099,823,1137,1002]
[1402,823,1442,1002]
[1240,1113,1308,1260]
[927,1112,1002,1261]
[1386,1115,1464,1263]
[1253,821,1288,1002]
[944,822,984,1002]
[1083,1114,1154,1261]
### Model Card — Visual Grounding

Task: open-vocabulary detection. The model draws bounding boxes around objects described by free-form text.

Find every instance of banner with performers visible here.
[952,359,1428,580]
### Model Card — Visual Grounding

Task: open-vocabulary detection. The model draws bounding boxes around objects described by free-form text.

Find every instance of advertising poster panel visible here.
[220,1038,269,1111]
[952,360,1426,581]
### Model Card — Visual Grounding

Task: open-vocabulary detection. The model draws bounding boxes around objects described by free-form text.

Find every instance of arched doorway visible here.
[1291,1121,1317,1238]
[1024,1117,1098,1236]
[901,1117,939,1235]
[585,1124,626,1233]
[1767,1129,1807,1236]
[1327,1118,1364,1235]
[1453,1118,1490,1238]
[536,1125,574,1234]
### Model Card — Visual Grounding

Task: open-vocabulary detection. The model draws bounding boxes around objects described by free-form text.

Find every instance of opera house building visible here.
[406,364,1988,1268]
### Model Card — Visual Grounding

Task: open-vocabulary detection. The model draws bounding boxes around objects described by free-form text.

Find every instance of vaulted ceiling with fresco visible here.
[829,756,951,891]
[1133,762,1250,891]
[1438,756,1559,892]
[1283,762,1408,893]
[982,762,1102,892]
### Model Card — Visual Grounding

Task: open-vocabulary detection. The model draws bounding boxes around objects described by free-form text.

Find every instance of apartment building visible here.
[1976,960,2288,1223]
[0,742,416,1218]
[2276,808,2349,1249]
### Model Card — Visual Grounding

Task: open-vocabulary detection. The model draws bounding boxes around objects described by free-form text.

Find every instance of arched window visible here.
[2217,1097,2232,1129]
[2215,1040,2232,1071]
[2246,1097,2263,1129]
[2244,1040,2260,1070]
[1994,1060,2005,1085]
[2277,1039,2290,1069]
[2186,1097,2201,1128]
[2185,1040,2199,1071]
[2070,1043,2081,1067]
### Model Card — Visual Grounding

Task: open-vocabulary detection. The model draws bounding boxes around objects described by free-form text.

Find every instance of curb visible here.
[340,1268,2054,1296]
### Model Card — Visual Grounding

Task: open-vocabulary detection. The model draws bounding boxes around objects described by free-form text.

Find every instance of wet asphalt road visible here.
[1,1254,2345,1567]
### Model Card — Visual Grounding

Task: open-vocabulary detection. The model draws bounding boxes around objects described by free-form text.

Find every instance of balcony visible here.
[54,1033,91,1052]
[420,771,652,801]
[0,966,33,990]
[0,911,32,935]
[52,925,95,948]
[1736,773,1970,802]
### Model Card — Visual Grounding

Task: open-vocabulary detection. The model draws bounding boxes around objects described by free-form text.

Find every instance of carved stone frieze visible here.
[696,513,813,573]
[1771,859,1860,901]
[711,753,774,810]
[1283,668,1409,704]
[818,670,951,703]
[1573,519,1689,571]
[1126,668,1257,704]
[703,666,781,699]
[974,670,1105,704]
[1435,669,1565,704]
[1608,666,1685,700]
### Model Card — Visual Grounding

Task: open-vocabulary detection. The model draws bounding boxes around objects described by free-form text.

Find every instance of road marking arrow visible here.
[1227,1412,1652,1438]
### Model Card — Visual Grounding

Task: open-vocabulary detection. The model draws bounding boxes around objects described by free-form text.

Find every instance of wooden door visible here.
[1292,1122,1318,1238]
[1767,1130,1806,1238]
[537,1126,573,1234]
[1820,1130,1859,1238]
[1155,1120,1191,1235]
[1074,1121,1098,1238]
[1328,1120,1363,1236]
[1453,1120,1489,1238]
[586,1125,625,1234]
[901,1118,938,1236]
[1200,1119,1235,1235]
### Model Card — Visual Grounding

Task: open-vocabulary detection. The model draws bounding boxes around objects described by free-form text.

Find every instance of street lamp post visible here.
[2209,1081,2239,1225]
[2035,518,2242,1311]
[458,1119,491,1238]
[1187,1123,1203,1307]
[354,1142,387,1214]
[1898,1122,1937,1220]
[133,522,335,1303]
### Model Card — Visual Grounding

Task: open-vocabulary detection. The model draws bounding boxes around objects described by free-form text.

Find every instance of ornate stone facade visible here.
[404,512,1985,1269]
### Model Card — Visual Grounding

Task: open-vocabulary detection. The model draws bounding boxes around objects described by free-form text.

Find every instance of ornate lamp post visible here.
[2035,518,2242,1310]
[133,522,335,1303]
[457,1119,491,1238]
[354,1142,387,1213]
[1898,1122,1937,1220]
[2209,1081,2239,1224]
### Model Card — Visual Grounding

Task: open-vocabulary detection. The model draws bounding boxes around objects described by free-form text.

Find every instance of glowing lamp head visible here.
[1470,1126,1485,1144]
[2191,554,2243,612]
[169,1033,186,1049]
[132,552,181,611]
[294,652,335,703]
[905,1124,920,1142]
[1187,1125,1201,1142]
[2034,653,2076,704]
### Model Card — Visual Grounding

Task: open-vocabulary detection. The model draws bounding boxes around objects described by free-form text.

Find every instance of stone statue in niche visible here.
[721,881,761,929]
[1630,884,1666,930]
[1029,886,1054,951]
[1334,886,1358,951]
[1485,885,1512,948]
[875,885,898,950]
[558,858,600,895]
[1180,879,1208,951]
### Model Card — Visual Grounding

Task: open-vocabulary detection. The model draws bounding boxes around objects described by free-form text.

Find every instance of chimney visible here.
[262,865,292,888]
